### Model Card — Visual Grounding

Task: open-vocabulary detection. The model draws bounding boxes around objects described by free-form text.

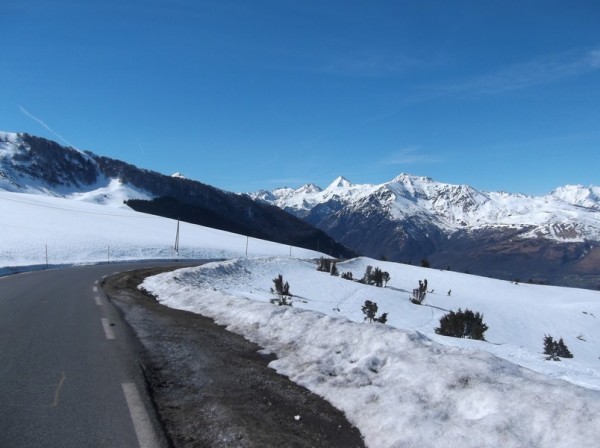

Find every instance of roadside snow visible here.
[142,257,600,448]
[0,192,320,272]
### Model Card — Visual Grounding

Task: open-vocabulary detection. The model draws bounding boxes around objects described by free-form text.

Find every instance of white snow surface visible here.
[66,178,152,208]
[142,256,600,448]
[0,132,150,204]
[251,173,600,242]
[0,191,320,272]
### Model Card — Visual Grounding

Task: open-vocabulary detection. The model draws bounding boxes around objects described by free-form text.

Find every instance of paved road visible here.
[0,262,194,448]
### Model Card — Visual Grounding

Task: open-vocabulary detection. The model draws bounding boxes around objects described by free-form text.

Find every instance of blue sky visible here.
[2,0,599,195]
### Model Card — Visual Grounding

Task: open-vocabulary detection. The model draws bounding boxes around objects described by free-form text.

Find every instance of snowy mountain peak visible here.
[298,183,323,194]
[0,132,23,161]
[326,176,352,191]
[254,172,600,245]
[172,172,186,179]
[391,173,434,187]
[551,184,600,211]
[0,131,153,205]
[0,131,20,143]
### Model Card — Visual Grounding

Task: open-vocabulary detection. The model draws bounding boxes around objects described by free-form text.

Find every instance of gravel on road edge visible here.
[102,266,366,448]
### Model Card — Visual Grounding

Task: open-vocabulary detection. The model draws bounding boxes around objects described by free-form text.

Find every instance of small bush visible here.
[359,265,389,287]
[410,279,428,304]
[435,308,488,340]
[270,274,292,306]
[359,266,374,284]
[341,271,353,280]
[543,335,573,361]
[330,262,339,276]
[361,300,388,324]
[317,257,332,272]
[382,271,390,287]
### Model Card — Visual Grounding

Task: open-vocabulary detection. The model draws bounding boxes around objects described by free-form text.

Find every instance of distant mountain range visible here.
[0,132,354,258]
[250,175,600,289]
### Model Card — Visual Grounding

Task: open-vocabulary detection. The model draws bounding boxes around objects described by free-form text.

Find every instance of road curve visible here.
[0,261,193,448]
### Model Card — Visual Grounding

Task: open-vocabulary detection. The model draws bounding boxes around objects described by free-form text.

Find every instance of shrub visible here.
[330,262,339,276]
[359,266,389,287]
[341,271,353,280]
[382,271,390,287]
[543,335,573,361]
[361,300,388,324]
[372,267,382,286]
[270,274,292,306]
[360,266,374,284]
[317,257,332,272]
[435,308,488,340]
[410,279,428,304]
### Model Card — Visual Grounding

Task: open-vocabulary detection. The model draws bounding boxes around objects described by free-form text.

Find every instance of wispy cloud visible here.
[443,48,600,96]
[135,138,147,155]
[257,153,280,169]
[383,147,442,165]
[19,106,76,148]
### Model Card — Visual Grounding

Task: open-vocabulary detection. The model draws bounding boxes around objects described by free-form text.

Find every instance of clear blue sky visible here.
[2,0,599,195]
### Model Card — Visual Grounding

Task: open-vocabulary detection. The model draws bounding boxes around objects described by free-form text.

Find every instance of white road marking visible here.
[52,372,67,407]
[94,296,102,306]
[93,286,98,293]
[101,318,115,340]
[121,382,160,448]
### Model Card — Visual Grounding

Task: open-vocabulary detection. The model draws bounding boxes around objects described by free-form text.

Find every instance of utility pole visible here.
[174,219,180,260]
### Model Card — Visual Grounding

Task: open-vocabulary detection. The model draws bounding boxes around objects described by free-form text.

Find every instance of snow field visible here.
[142,257,600,447]
[0,192,320,272]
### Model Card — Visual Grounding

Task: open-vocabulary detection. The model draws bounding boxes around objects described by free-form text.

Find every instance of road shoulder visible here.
[102,267,365,448]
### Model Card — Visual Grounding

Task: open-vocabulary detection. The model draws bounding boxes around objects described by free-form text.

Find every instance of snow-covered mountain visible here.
[251,174,600,288]
[253,173,600,241]
[0,131,353,258]
[0,131,150,205]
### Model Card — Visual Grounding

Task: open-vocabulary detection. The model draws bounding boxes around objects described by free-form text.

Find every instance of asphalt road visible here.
[0,261,193,448]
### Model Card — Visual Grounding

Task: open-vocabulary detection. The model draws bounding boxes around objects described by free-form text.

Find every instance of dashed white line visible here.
[121,382,160,448]
[52,371,67,408]
[93,286,98,293]
[101,318,115,340]
[94,296,102,306]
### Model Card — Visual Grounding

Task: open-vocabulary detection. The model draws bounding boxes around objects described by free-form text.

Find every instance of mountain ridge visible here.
[251,173,600,240]
[0,132,354,258]
[250,174,600,288]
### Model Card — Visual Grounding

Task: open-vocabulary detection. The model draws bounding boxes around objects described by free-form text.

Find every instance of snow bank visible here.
[142,257,600,448]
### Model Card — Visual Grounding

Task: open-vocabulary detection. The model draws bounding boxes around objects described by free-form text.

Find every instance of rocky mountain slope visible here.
[251,174,600,288]
[0,132,353,258]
